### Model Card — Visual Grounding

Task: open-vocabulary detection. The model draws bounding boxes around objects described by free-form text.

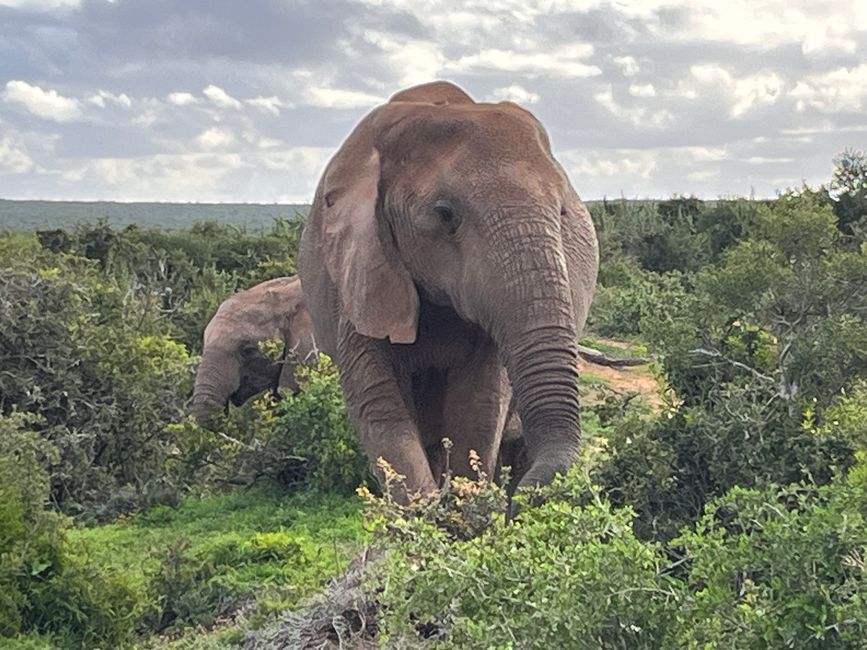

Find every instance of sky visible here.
[0,0,865,203]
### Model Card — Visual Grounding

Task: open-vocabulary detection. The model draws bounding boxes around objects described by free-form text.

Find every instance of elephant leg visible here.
[439,345,510,481]
[336,321,437,501]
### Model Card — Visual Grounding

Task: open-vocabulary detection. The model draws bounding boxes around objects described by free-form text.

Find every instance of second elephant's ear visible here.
[320,147,419,344]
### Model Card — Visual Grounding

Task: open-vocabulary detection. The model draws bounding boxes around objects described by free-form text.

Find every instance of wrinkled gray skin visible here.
[298,81,599,503]
[191,276,317,427]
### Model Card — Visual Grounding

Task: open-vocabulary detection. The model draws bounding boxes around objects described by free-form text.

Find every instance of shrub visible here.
[365,466,682,649]
[595,189,866,542]
[0,260,195,516]
[593,380,855,542]
[588,266,694,339]
[830,148,867,242]
[362,465,867,649]
[0,413,62,638]
[589,198,708,273]
[23,556,139,649]
[672,483,867,648]
[0,413,138,648]
[0,633,56,649]
[144,537,239,632]
[170,355,369,495]
[270,355,370,494]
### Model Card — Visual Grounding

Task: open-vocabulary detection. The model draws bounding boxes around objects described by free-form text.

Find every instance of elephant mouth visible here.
[413,296,492,355]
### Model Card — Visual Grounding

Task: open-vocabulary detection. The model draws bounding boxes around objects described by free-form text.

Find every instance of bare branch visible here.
[688,347,776,384]
[576,344,648,368]
[214,430,257,450]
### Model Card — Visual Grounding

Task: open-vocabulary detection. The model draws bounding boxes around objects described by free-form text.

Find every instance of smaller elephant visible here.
[191,276,317,426]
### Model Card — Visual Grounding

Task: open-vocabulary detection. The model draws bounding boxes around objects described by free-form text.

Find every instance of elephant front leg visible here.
[439,345,511,482]
[337,323,437,502]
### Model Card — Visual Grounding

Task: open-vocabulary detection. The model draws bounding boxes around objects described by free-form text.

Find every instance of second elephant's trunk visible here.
[191,349,239,427]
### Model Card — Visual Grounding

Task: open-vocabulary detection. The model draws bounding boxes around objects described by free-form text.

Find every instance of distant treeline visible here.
[0,199,310,231]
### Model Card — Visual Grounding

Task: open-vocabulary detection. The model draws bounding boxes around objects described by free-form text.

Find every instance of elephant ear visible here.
[320,146,419,344]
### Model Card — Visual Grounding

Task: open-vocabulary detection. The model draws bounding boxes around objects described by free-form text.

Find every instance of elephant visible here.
[298,80,599,504]
[190,276,317,426]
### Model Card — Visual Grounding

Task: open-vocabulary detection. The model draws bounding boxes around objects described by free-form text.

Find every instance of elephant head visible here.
[191,276,316,427]
[299,81,598,498]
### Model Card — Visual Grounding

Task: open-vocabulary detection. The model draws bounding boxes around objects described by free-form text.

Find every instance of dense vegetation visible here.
[0,217,372,647]
[1,152,866,648]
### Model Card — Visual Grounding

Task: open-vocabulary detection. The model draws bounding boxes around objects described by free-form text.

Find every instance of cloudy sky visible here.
[1,0,865,202]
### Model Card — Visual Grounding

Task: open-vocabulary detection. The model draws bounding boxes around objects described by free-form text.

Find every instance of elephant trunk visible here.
[503,322,580,488]
[489,214,581,491]
[191,349,239,427]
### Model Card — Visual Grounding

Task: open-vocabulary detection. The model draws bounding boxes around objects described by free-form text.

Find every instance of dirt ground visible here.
[578,337,664,408]
[578,358,663,408]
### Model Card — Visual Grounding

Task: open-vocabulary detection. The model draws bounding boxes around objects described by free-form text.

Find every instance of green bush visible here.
[588,266,694,339]
[592,188,865,543]
[23,555,139,649]
[830,148,867,243]
[364,466,683,649]
[0,633,56,650]
[695,198,764,260]
[270,355,370,494]
[363,466,867,649]
[0,413,138,648]
[0,261,196,516]
[59,217,303,350]
[672,483,867,648]
[0,413,63,638]
[169,355,369,496]
[589,197,708,273]
[144,537,239,632]
[593,390,854,542]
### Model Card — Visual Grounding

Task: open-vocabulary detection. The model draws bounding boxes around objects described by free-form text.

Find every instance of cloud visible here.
[0,0,80,9]
[488,84,539,105]
[202,84,241,109]
[0,134,34,173]
[686,169,720,182]
[688,65,785,117]
[305,86,383,109]
[628,83,656,98]
[446,44,602,78]
[728,73,785,118]
[665,0,865,56]
[790,64,867,113]
[57,153,243,200]
[166,92,198,106]
[613,55,640,77]
[593,87,673,129]
[87,90,132,109]
[3,80,82,122]
[196,127,236,151]
[52,146,332,202]
[244,95,288,116]
[742,156,794,164]
[560,148,658,184]
[1,0,867,201]
[359,31,445,86]
[253,146,332,174]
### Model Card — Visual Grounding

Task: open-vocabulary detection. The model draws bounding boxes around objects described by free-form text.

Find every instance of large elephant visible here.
[298,81,599,502]
[191,276,317,426]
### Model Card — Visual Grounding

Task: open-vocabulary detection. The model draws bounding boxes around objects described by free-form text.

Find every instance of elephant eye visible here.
[434,201,461,235]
